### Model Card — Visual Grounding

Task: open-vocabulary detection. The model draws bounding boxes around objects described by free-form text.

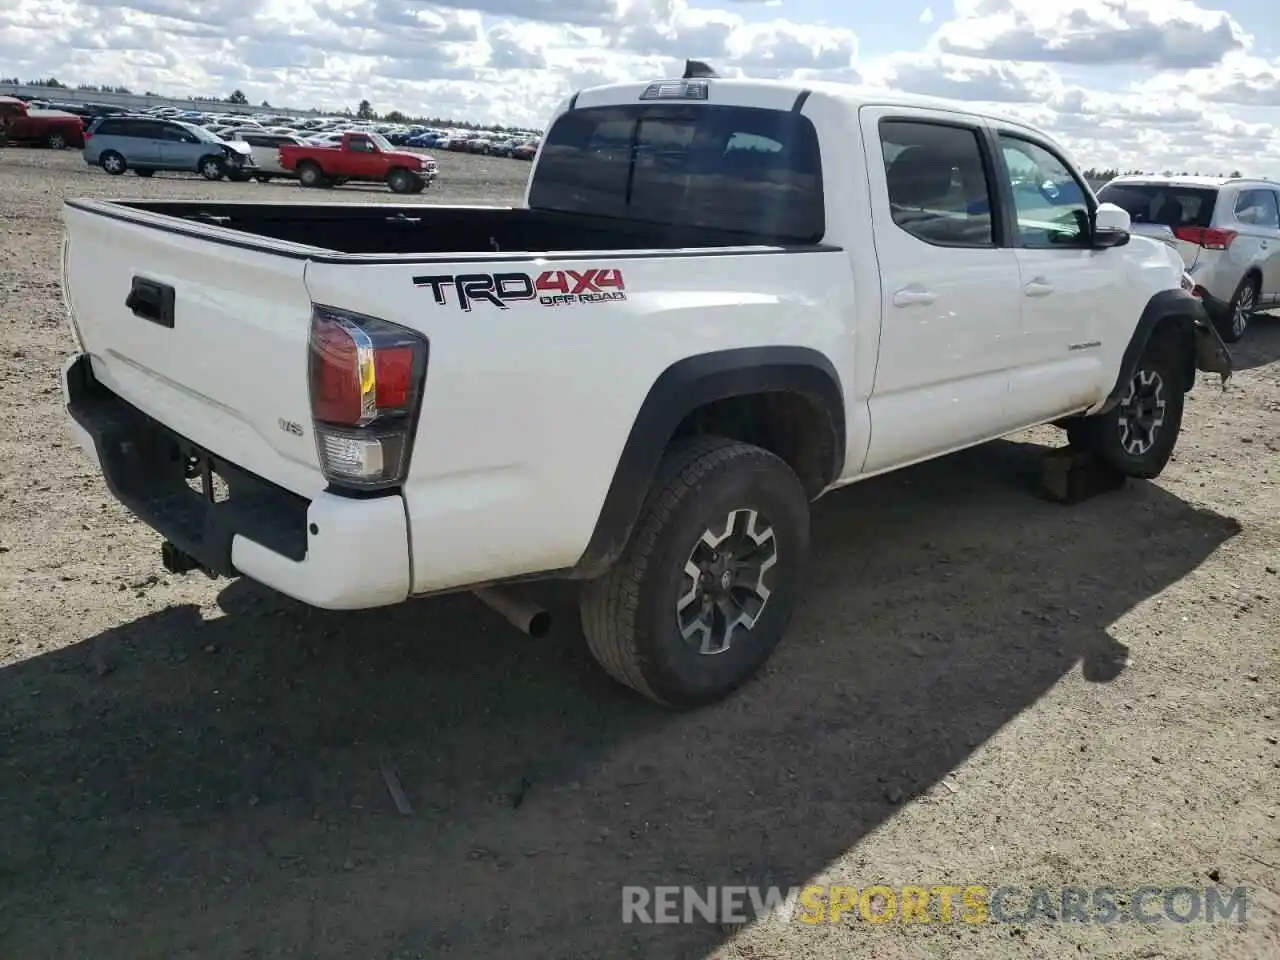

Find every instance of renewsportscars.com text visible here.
[621,884,1249,926]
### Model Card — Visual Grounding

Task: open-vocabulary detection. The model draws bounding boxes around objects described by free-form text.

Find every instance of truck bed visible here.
[94,199,811,256]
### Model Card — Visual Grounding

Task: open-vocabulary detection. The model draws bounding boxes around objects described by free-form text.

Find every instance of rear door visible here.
[1233,188,1280,305]
[858,107,1025,473]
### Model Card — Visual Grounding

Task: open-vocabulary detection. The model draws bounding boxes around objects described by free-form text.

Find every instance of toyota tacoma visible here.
[59,64,1231,707]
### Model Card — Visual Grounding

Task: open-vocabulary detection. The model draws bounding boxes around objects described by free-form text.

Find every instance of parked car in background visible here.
[83,115,255,180]
[278,131,436,192]
[1096,174,1280,342]
[225,129,306,181]
[512,139,539,161]
[0,96,86,149]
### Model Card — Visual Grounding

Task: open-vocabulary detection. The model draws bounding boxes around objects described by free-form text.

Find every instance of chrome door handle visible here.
[893,287,937,307]
[1024,277,1055,297]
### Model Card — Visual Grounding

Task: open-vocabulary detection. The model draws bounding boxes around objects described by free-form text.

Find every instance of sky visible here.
[3,0,1280,174]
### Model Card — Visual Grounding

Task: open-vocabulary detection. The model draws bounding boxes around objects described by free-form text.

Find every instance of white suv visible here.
[1096,175,1280,342]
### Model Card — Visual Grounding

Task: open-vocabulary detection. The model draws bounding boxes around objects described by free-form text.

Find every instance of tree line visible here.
[1081,167,1245,181]
[0,77,531,133]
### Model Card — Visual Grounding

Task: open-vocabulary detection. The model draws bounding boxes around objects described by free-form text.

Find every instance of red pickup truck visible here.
[277,131,437,193]
[0,96,86,150]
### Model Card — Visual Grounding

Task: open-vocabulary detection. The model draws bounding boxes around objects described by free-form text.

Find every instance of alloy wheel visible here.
[676,508,778,656]
[1117,368,1167,457]
[1232,284,1254,339]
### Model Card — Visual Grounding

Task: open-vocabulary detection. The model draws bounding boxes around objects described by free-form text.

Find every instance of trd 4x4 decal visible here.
[413,269,627,311]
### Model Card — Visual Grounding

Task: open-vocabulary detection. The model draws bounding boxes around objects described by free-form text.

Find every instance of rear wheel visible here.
[100,151,127,175]
[199,155,225,180]
[298,162,326,188]
[47,132,68,150]
[1219,274,1258,343]
[580,436,811,707]
[1068,335,1186,479]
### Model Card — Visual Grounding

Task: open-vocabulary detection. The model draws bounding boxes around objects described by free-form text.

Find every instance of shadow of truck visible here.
[0,438,1240,959]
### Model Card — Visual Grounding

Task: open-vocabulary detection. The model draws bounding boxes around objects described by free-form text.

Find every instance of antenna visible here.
[682,59,720,80]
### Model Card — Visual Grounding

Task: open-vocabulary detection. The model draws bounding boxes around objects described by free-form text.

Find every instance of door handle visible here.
[1023,277,1055,297]
[126,276,175,328]
[892,286,937,307]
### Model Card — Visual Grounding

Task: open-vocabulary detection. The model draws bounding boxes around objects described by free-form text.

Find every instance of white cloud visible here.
[1,0,1278,174]
[930,0,1250,70]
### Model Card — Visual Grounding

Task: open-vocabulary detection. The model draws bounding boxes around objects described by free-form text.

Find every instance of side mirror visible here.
[1092,202,1131,248]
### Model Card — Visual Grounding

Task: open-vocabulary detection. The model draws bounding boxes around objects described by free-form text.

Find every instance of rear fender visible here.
[570,346,845,580]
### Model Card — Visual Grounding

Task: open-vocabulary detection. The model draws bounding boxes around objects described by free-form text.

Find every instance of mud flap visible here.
[1191,314,1233,389]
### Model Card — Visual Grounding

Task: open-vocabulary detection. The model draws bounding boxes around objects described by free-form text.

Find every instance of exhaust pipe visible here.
[473,586,551,638]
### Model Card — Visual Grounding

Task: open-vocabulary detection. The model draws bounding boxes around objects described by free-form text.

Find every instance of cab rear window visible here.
[528,104,825,243]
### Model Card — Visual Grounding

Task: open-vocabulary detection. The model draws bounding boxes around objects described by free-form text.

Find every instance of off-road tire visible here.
[1218,274,1258,344]
[580,435,811,707]
[1068,335,1186,479]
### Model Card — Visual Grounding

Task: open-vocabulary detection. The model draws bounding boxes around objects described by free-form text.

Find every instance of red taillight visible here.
[1174,226,1237,250]
[374,346,415,411]
[307,305,429,490]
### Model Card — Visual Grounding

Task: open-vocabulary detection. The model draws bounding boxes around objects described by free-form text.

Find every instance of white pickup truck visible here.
[59,64,1231,707]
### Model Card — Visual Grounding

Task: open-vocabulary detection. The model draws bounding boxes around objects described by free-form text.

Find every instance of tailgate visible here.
[62,202,325,497]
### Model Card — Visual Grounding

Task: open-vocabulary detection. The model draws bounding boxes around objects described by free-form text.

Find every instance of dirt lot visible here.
[0,147,1277,960]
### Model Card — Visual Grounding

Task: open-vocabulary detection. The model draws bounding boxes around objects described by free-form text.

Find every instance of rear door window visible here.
[528,104,825,243]
[1234,189,1280,228]
[1095,183,1218,228]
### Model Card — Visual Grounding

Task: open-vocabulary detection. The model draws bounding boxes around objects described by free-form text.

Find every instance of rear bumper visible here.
[62,354,411,610]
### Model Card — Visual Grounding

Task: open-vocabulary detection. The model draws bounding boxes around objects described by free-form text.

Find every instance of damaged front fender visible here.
[1098,287,1234,416]
[1190,309,1233,389]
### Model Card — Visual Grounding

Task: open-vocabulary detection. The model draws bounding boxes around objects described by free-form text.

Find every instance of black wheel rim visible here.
[676,508,777,656]
[1117,368,1166,456]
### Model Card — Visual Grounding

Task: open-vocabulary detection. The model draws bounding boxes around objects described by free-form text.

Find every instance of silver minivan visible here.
[83,115,255,181]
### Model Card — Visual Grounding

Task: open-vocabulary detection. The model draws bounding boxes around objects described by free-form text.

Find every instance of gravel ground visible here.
[0,147,1277,960]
